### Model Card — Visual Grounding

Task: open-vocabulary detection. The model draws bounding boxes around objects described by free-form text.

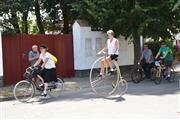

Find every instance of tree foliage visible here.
[71,0,180,40]
[71,0,180,62]
[0,0,76,34]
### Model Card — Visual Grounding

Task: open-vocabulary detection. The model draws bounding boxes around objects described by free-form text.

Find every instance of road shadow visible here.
[11,72,179,105]
[126,73,180,96]
[36,88,126,104]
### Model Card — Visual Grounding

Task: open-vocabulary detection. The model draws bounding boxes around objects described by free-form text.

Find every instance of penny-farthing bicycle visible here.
[90,52,128,98]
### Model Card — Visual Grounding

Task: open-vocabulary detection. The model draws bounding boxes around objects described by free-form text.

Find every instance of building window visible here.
[85,38,92,57]
[96,38,103,53]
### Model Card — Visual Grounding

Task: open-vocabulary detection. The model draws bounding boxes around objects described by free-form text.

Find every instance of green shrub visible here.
[146,41,160,57]
[146,40,176,57]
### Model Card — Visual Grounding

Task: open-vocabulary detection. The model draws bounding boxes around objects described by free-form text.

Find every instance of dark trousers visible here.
[142,62,154,78]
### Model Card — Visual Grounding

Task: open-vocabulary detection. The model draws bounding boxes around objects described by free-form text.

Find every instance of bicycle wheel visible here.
[131,68,143,83]
[90,57,120,97]
[168,67,176,82]
[117,79,128,96]
[13,80,35,102]
[48,78,64,98]
[151,68,162,85]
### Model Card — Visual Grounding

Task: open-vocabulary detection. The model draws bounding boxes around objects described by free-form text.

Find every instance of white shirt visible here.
[40,52,56,69]
[107,38,119,55]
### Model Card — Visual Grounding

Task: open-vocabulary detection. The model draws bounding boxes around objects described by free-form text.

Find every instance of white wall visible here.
[0,31,3,76]
[73,21,134,70]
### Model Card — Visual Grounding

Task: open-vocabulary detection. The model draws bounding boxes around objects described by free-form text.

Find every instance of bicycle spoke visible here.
[13,80,35,103]
[90,57,123,97]
[91,78,104,88]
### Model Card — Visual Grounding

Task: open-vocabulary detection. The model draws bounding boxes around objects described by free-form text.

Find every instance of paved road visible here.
[1,73,180,120]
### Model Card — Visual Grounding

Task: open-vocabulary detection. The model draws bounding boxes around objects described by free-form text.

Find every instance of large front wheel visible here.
[13,80,35,103]
[90,57,120,97]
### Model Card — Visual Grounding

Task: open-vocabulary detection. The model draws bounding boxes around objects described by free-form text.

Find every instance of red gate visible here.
[2,34,74,85]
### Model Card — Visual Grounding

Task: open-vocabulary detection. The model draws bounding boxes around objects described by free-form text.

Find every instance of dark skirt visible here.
[40,68,58,83]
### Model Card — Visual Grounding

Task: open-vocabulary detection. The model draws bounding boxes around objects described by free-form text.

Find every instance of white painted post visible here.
[140,35,144,54]
[73,21,83,70]
[0,31,3,77]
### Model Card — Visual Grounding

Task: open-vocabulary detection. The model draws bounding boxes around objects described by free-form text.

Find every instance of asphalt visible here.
[0,63,180,102]
[1,75,179,119]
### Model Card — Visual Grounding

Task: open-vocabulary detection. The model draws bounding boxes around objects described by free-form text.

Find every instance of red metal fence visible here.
[2,34,74,85]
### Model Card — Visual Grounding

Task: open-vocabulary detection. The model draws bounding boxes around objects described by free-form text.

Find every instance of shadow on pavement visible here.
[36,88,126,104]
[126,73,180,96]
[14,73,179,104]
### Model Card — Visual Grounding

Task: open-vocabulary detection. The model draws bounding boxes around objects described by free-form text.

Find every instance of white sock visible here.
[100,73,103,75]
[167,75,170,77]
[43,90,47,94]
[110,68,114,71]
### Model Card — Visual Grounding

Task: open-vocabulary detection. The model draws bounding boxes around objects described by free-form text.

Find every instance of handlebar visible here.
[25,66,42,74]
[96,51,107,56]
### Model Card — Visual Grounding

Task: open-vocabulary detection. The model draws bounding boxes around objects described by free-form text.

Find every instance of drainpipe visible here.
[0,31,3,86]
[140,35,144,54]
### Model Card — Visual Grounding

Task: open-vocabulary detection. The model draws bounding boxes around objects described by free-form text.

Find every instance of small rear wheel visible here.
[117,79,128,96]
[13,80,35,102]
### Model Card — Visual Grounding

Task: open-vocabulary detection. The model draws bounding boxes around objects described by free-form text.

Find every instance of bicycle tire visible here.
[13,80,35,103]
[48,78,64,98]
[168,67,176,83]
[131,68,143,83]
[117,79,128,96]
[90,56,120,97]
[151,68,162,85]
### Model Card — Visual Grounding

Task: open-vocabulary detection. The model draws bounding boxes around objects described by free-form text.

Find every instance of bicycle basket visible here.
[23,67,41,79]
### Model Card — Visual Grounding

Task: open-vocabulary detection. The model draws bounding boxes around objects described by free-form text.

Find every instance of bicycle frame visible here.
[25,67,44,90]
[90,51,128,97]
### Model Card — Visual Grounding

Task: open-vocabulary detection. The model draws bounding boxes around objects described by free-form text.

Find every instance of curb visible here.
[0,96,15,102]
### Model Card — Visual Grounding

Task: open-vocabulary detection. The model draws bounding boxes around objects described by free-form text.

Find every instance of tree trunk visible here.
[22,11,28,34]
[11,11,20,33]
[62,3,69,34]
[133,37,141,64]
[35,0,45,34]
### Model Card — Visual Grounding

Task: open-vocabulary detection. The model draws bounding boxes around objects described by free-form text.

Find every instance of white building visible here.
[73,20,134,72]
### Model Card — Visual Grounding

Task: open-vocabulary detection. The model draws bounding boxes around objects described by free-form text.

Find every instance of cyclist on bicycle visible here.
[34,45,58,96]
[139,43,154,79]
[155,41,173,80]
[98,30,119,78]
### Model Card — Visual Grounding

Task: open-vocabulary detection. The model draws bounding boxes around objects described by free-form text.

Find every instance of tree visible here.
[0,0,34,34]
[0,0,21,33]
[44,0,78,34]
[18,0,34,34]
[35,0,45,34]
[71,0,180,63]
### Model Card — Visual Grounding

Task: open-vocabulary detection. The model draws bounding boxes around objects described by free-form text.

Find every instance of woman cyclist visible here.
[98,30,119,78]
[34,45,57,96]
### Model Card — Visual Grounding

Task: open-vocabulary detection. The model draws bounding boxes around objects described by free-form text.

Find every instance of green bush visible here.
[146,40,176,57]
[146,41,160,57]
